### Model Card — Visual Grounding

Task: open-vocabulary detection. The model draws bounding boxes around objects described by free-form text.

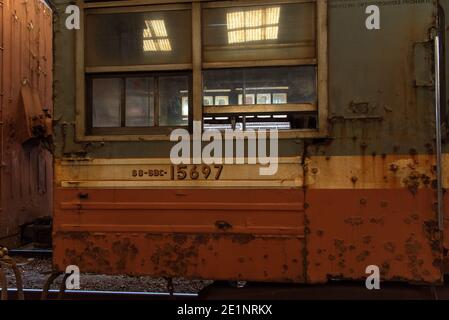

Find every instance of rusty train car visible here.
[0,0,53,248]
[51,0,449,285]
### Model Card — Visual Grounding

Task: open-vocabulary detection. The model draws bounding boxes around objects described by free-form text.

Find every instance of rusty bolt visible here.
[431,179,437,189]
[351,176,358,183]
[432,202,438,211]
[389,164,399,172]
[311,168,318,174]
[0,247,8,257]
[78,192,89,199]
[215,220,232,231]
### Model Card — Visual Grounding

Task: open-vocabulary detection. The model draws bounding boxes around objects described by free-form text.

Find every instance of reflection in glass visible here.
[125,78,154,127]
[203,114,317,131]
[238,94,256,105]
[143,20,172,52]
[86,10,191,66]
[159,76,189,126]
[182,97,189,118]
[203,96,214,106]
[273,93,287,104]
[215,96,229,106]
[256,93,271,105]
[226,7,280,44]
[92,78,122,127]
[203,3,315,62]
[202,66,316,106]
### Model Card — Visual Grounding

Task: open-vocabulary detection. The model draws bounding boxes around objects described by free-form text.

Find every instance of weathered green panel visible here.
[52,0,437,158]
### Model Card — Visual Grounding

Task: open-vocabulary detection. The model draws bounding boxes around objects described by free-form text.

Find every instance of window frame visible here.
[75,0,328,141]
[86,71,193,135]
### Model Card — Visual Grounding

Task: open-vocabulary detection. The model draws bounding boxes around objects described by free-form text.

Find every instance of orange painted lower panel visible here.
[53,188,443,284]
[442,194,449,271]
[53,188,306,282]
[53,232,305,282]
[307,189,442,284]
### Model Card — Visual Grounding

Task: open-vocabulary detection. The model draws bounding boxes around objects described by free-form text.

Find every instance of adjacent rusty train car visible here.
[0,0,53,248]
[52,0,449,285]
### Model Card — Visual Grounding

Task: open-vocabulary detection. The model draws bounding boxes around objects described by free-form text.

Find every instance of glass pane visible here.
[203,114,317,131]
[202,66,317,106]
[203,3,315,63]
[92,78,122,127]
[126,77,154,127]
[159,76,189,126]
[86,10,192,67]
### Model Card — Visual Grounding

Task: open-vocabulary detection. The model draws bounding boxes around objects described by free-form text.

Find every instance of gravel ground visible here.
[2,255,213,293]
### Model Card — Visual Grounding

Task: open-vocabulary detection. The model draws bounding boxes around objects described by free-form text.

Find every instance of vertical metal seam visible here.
[434,34,444,231]
[0,0,4,213]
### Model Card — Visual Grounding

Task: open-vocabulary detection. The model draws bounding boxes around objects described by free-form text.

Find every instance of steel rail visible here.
[8,249,52,258]
[6,288,198,300]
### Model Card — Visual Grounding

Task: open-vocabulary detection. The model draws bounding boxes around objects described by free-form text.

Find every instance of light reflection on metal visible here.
[227,7,280,44]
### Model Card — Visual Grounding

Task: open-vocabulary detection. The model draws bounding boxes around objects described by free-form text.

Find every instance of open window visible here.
[76,0,327,140]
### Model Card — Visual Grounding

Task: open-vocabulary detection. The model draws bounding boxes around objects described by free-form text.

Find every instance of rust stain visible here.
[344,217,364,227]
[0,0,53,247]
[112,238,138,272]
[306,188,442,284]
[384,242,396,253]
[356,251,370,262]
[53,188,306,282]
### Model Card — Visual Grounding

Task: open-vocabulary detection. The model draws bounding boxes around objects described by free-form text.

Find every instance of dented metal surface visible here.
[53,188,306,282]
[0,0,53,247]
[51,0,449,284]
[54,232,305,282]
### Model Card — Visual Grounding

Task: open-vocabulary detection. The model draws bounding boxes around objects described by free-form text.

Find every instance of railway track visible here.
[6,283,449,300]
[6,288,198,300]
[4,250,449,300]
[8,249,52,259]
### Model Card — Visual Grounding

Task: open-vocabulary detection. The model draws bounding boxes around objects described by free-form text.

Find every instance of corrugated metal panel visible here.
[0,0,53,247]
